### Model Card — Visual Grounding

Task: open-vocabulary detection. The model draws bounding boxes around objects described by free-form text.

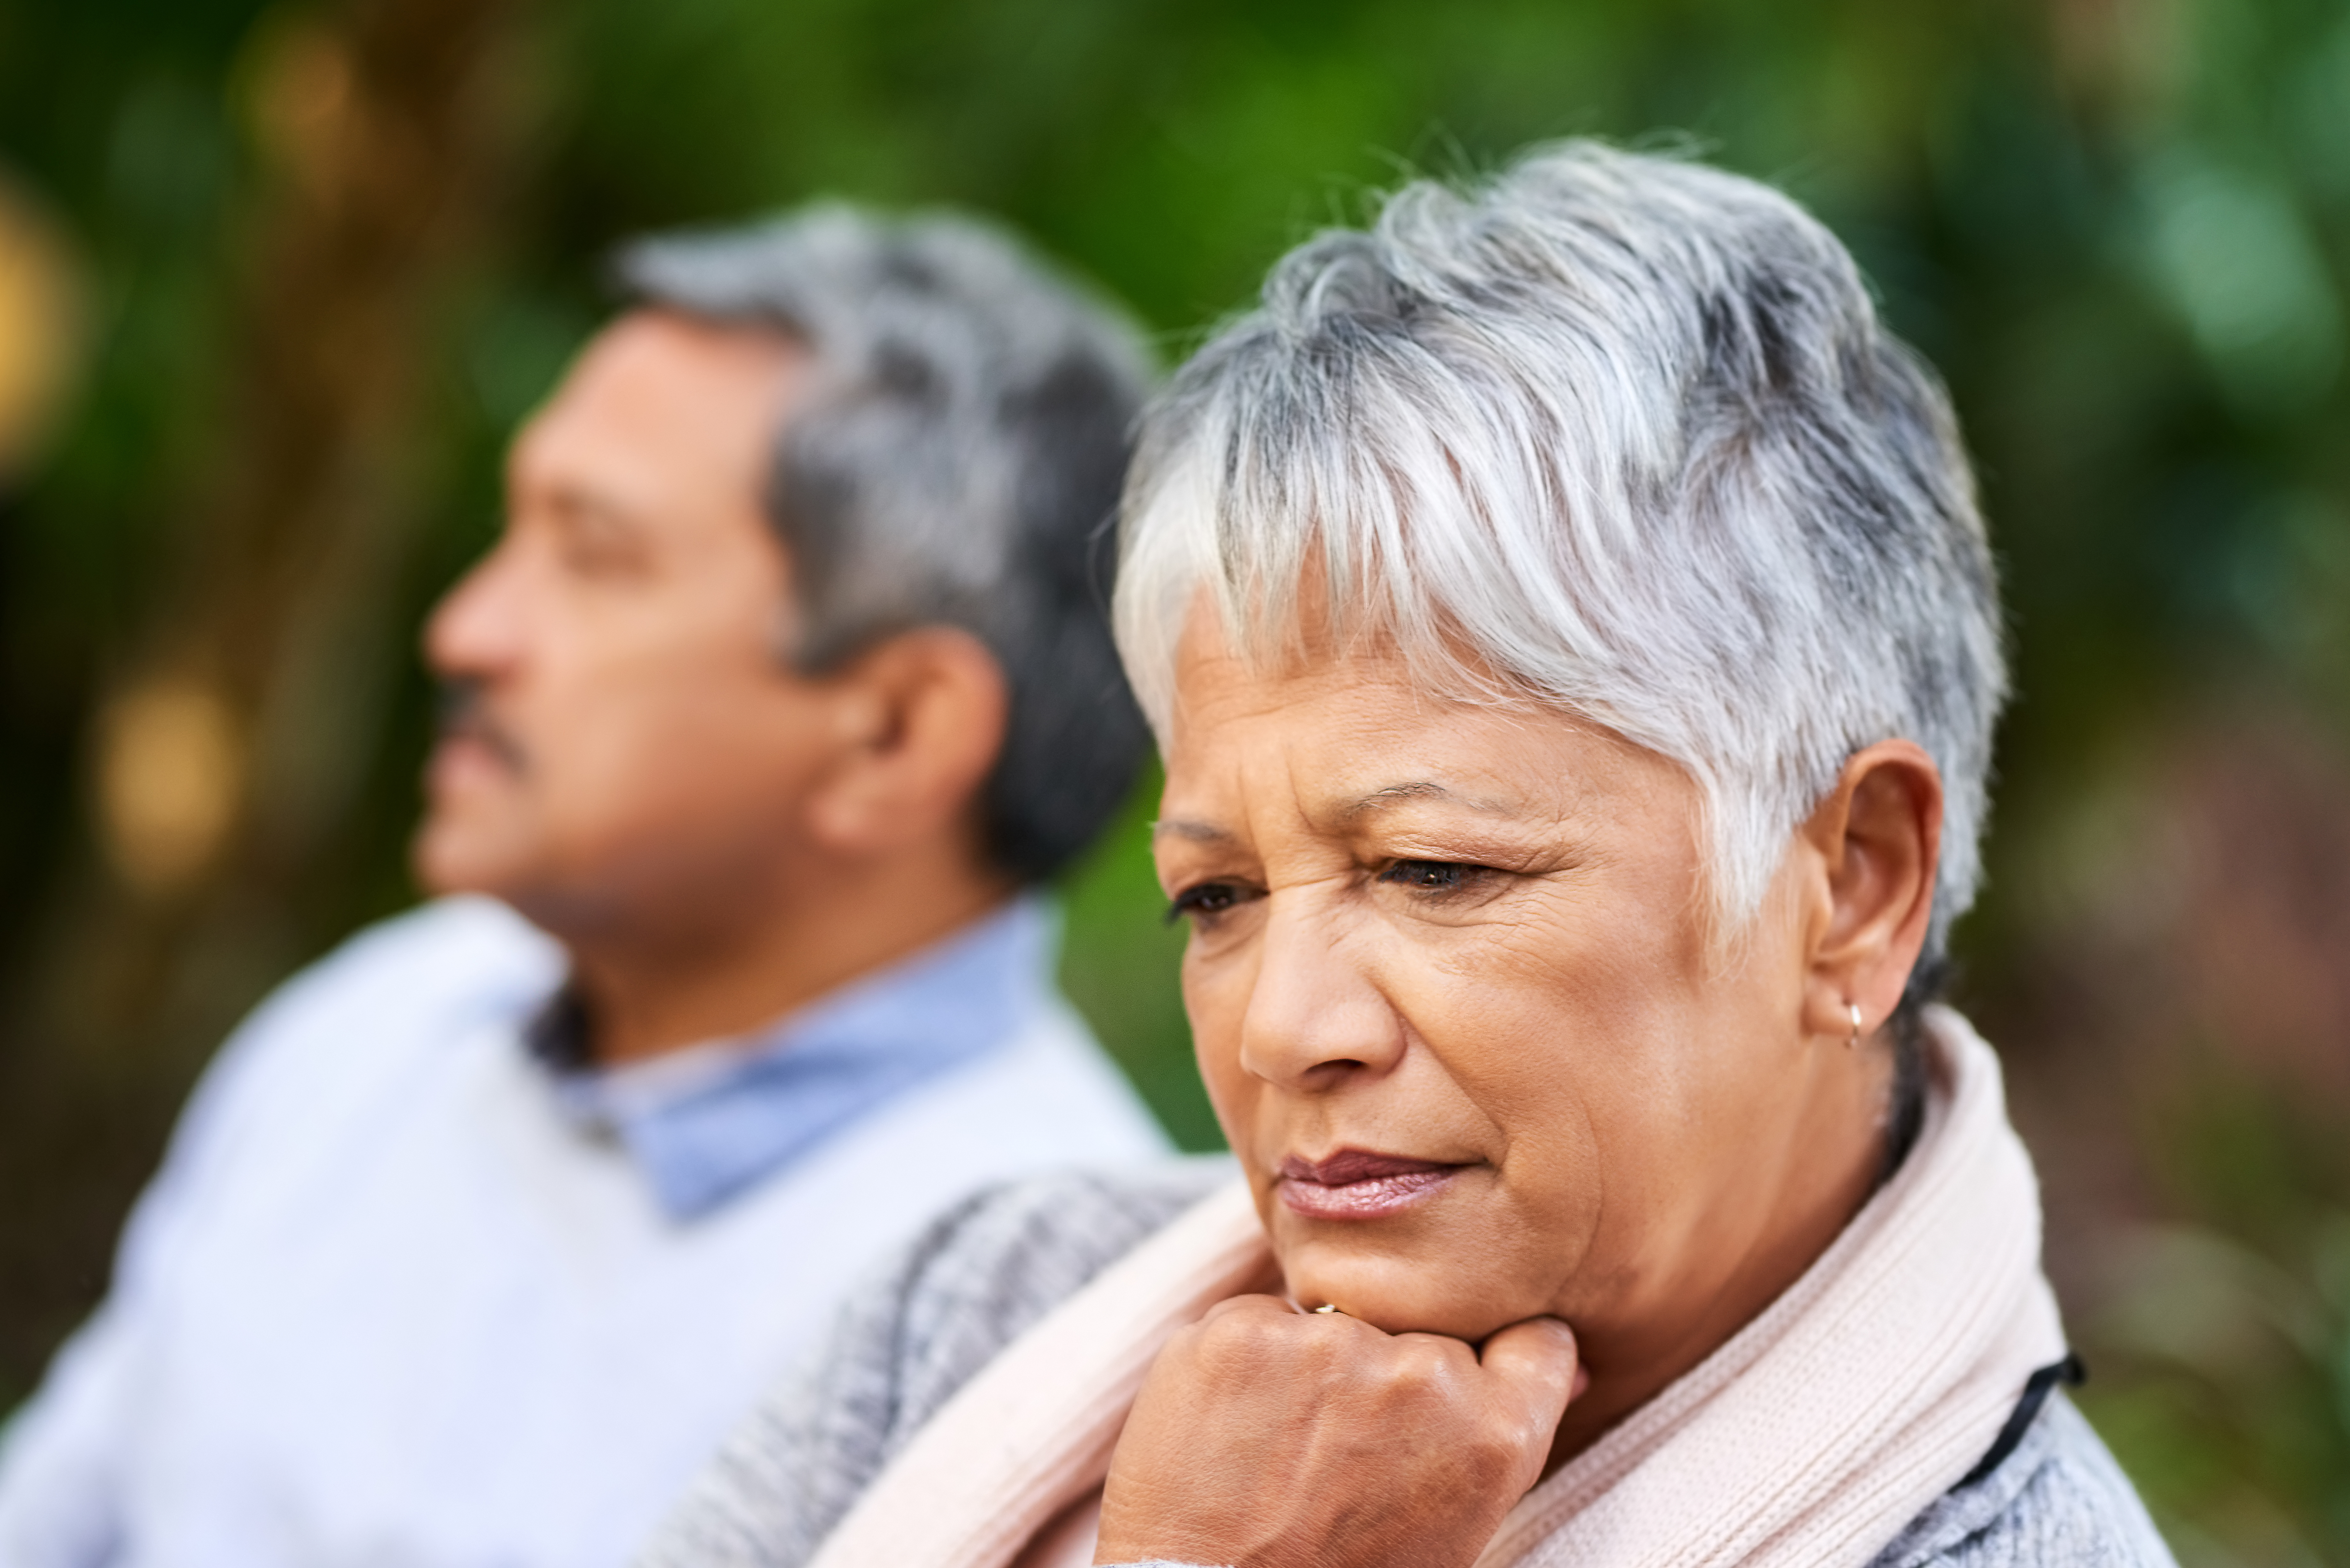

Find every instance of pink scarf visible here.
[808,1009,2063,1568]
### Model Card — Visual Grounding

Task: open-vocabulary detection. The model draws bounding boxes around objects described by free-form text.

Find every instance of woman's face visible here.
[1155,607,1895,1391]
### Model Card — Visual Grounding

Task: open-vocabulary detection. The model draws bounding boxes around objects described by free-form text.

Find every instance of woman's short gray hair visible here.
[618,206,1155,883]
[1115,142,2005,964]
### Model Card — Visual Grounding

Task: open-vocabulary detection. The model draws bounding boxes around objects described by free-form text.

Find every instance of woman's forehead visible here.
[1154,776,1529,847]
[1159,684,1685,842]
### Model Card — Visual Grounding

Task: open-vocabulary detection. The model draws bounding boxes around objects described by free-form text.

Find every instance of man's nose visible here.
[424,539,527,680]
[1236,894,1405,1090]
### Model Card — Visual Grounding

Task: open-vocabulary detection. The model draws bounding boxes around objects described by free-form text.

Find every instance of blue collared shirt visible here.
[542,897,1055,1220]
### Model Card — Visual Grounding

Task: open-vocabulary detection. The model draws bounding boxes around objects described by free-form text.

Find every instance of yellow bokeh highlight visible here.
[0,173,84,482]
[98,678,246,898]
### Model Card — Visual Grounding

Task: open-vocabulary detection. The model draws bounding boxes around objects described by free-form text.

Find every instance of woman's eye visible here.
[1378,859,1483,894]
[1165,881,1254,927]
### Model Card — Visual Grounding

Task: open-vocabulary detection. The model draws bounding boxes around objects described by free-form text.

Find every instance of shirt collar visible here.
[533,897,1055,1221]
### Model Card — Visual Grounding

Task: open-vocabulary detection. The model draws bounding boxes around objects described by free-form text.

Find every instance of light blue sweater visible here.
[0,898,1169,1568]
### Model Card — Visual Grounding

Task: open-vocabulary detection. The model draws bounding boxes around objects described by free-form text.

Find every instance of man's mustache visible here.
[435,680,527,773]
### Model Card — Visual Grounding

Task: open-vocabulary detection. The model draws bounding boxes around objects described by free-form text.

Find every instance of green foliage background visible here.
[3,0,2348,1559]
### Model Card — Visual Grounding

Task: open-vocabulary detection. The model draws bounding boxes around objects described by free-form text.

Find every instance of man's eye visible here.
[1165,881,1251,927]
[550,512,652,580]
[1378,859,1480,893]
[559,537,646,579]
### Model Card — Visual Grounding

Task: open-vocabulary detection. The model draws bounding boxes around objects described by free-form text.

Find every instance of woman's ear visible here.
[804,627,1010,862]
[1796,740,1943,1044]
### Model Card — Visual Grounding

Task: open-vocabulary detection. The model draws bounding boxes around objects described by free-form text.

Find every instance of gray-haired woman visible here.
[641,143,2175,1568]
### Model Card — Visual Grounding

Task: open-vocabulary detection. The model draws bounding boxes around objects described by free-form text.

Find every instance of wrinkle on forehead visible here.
[1171,581,1620,748]
[1155,591,1716,922]
[1167,642,1659,842]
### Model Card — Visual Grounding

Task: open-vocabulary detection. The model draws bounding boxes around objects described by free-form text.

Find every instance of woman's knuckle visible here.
[1470,1410,1537,1472]
[1193,1306,1284,1370]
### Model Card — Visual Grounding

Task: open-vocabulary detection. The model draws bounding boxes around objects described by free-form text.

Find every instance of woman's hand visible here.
[1093,1296,1581,1568]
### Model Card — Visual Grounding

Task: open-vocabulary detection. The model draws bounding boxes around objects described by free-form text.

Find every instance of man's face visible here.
[415,309,826,939]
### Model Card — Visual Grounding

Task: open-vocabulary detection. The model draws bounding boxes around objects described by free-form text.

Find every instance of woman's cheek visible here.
[1474,1064,1612,1314]
[1183,956,1257,1144]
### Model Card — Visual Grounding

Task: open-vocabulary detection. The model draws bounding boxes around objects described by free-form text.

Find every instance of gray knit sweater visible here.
[637,1161,2176,1568]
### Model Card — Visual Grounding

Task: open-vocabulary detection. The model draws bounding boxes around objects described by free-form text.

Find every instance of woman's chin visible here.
[1277,1240,1548,1342]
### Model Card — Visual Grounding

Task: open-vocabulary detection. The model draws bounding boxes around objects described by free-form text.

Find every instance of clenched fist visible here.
[1094,1296,1582,1568]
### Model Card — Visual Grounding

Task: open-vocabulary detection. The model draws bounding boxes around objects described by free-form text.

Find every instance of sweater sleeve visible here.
[635,1159,1233,1568]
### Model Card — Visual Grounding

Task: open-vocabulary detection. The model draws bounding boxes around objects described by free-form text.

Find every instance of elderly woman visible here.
[641,144,2173,1568]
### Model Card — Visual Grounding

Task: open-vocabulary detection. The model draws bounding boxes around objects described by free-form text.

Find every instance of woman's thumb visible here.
[1479,1315,1583,1427]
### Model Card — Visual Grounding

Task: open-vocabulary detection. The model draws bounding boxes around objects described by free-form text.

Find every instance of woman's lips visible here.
[1276,1149,1466,1220]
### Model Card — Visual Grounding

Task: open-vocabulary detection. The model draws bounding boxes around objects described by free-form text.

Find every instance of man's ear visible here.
[1796,740,1943,1044]
[804,627,1010,862]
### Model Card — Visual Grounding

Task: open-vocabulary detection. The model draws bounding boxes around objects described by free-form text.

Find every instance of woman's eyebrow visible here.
[1336,780,1519,823]
[1150,818,1235,845]
[1151,785,1533,846]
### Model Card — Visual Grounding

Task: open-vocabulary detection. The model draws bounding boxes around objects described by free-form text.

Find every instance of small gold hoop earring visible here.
[1848,1002,1864,1049]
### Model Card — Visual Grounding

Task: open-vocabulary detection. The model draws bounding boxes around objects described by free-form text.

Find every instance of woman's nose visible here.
[1236,896,1406,1089]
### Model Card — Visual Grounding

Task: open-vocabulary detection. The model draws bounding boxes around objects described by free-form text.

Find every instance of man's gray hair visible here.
[1115,142,2005,971]
[618,206,1154,883]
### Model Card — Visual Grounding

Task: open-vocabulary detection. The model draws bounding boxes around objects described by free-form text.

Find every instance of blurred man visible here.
[0,208,1169,1567]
